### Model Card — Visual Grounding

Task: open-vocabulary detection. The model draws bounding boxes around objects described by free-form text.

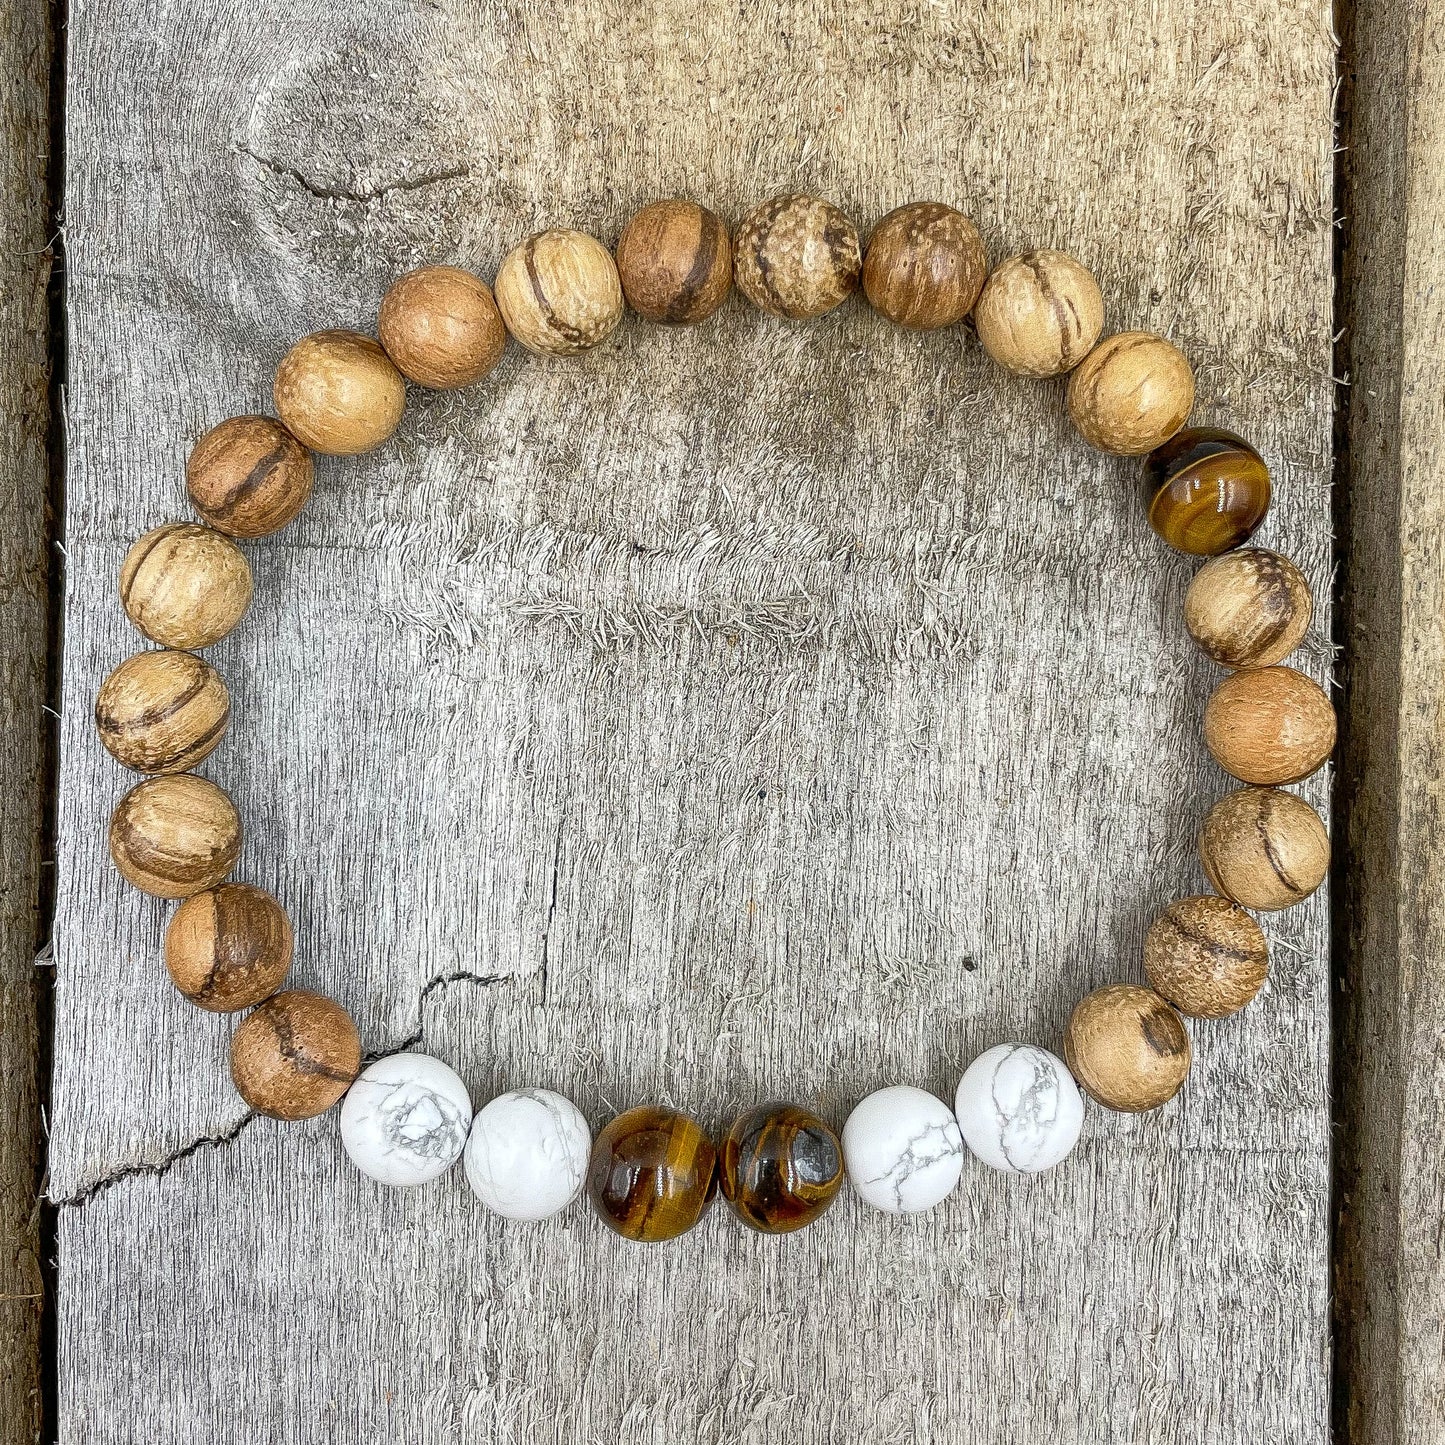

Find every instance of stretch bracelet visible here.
[94,193,1333,1241]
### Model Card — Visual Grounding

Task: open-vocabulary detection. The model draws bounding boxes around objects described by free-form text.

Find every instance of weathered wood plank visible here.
[52,1,1336,1439]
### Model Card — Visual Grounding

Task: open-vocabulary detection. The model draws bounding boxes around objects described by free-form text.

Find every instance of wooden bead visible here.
[1063,983,1191,1112]
[273,331,406,455]
[186,416,314,538]
[719,1102,844,1234]
[1200,786,1330,911]
[862,203,987,330]
[1067,331,1195,455]
[230,989,360,1120]
[973,250,1103,377]
[94,650,230,774]
[732,193,861,320]
[493,229,624,356]
[586,1105,717,1241]
[378,265,507,389]
[1203,665,1336,784]
[119,523,252,649]
[1143,428,1273,556]
[615,199,732,325]
[1143,895,1269,1019]
[164,882,293,1012]
[108,773,241,898]
[1183,547,1310,667]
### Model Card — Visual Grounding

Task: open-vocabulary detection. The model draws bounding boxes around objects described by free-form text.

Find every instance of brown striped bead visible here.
[119,523,253,649]
[1142,427,1272,555]
[94,649,230,774]
[733,193,861,320]
[230,989,361,1120]
[493,229,624,356]
[1184,548,1312,668]
[587,1106,717,1242]
[186,416,314,538]
[1143,895,1268,1019]
[1199,785,1330,911]
[616,199,732,325]
[973,250,1104,377]
[164,883,293,1012]
[720,1102,843,1234]
[108,773,241,898]
[1063,984,1191,1112]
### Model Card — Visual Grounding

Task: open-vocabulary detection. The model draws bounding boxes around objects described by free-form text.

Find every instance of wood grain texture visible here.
[0,0,50,1439]
[1335,0,1445,1436]
[51,1,1337,1439]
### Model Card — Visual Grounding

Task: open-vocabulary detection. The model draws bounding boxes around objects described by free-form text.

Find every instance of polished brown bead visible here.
[973,250,1104,376]
[1068,331,1195,455]
[274,330,406,455]
[119,522,253,649]
[732,193,861,320]
[94,649,230,774]
[862,203,987,330]
[164,882,293,1012]
[586,1105,717,1241]
[186,416,315,539]
[1203,665,1336,784]
[615,199,732,324]
[1063,983,1191,1112]
[108,773,241,898]
[1142,427,1272,555]
[1144,895,1269,1019]
[494,229,624,356]
[230,989,360,1120]
[1200,786,1330,911]
[719,1102,843,1234]
[378,265,507,389]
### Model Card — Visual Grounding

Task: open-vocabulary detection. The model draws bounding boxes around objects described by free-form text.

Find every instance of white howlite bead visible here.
[339,1053,472,1187]
[464,1088,591,1222]
[842,1084,965,1214]
[953,1043,1085,1174]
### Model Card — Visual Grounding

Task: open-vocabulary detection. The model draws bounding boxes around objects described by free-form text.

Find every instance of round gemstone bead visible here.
[464,1088,591,1221]
[953,1044,1084,1173]
[586,1106,717,1242]
[1141,426,1271,555]
[719,1102,844,1234]
[841,1085,964,1214]
[339,1053,472,1187]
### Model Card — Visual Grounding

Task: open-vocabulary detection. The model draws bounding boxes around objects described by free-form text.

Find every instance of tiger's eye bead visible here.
[186,416,314,538]
[615,199,732,324]
[273,331,406,455]
[164,882,293,1012]
[1200,786,1330,911]
[732,193,861,320]
[862,203,987,330]
[94,650,230,774]
[973,250,1104,376]
[378,265,507,389]
[230,989,361,1120]
[494,229,624,356]
[1144,896,1269,1019]
[1063,984,1191,1112]
[1143,428,1273,555]
[1203,665,1336,784]
[119,523,253,649]
[1068,331,1195,454]
[719,1102,844,1234]
[586,1105,717,1242]
[108,774,241,898]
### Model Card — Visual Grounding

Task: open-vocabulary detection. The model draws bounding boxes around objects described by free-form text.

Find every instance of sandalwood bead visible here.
[1184,547,1310,667]
[586,1105,717,1242]
[273,330,406,455]
[862,203,987,330]
[1144,428,1273,557]
[119,523,252,649]
[164,883,293,1012]
[1201,786,1330,911]
[378,265,507,389]
[973,250,1104,377]
[94,650,230,774]
[719,1102,844,1234]
[1143,895,1269,1019]
[1204,666,1336,784]
[493,229,624,356]
[1063,984,1191,1112]
[186,416,314,538]
[230,989,361,1120]
[1067,331,1195,455]
[732,193,861,320]
[615,199,732,324]
[109,774,241,898]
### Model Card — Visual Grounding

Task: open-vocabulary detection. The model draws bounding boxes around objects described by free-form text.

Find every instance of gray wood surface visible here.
[51,1,1338,1439]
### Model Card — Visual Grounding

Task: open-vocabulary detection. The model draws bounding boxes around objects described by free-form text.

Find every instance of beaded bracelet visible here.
[95,193,1334,1241]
